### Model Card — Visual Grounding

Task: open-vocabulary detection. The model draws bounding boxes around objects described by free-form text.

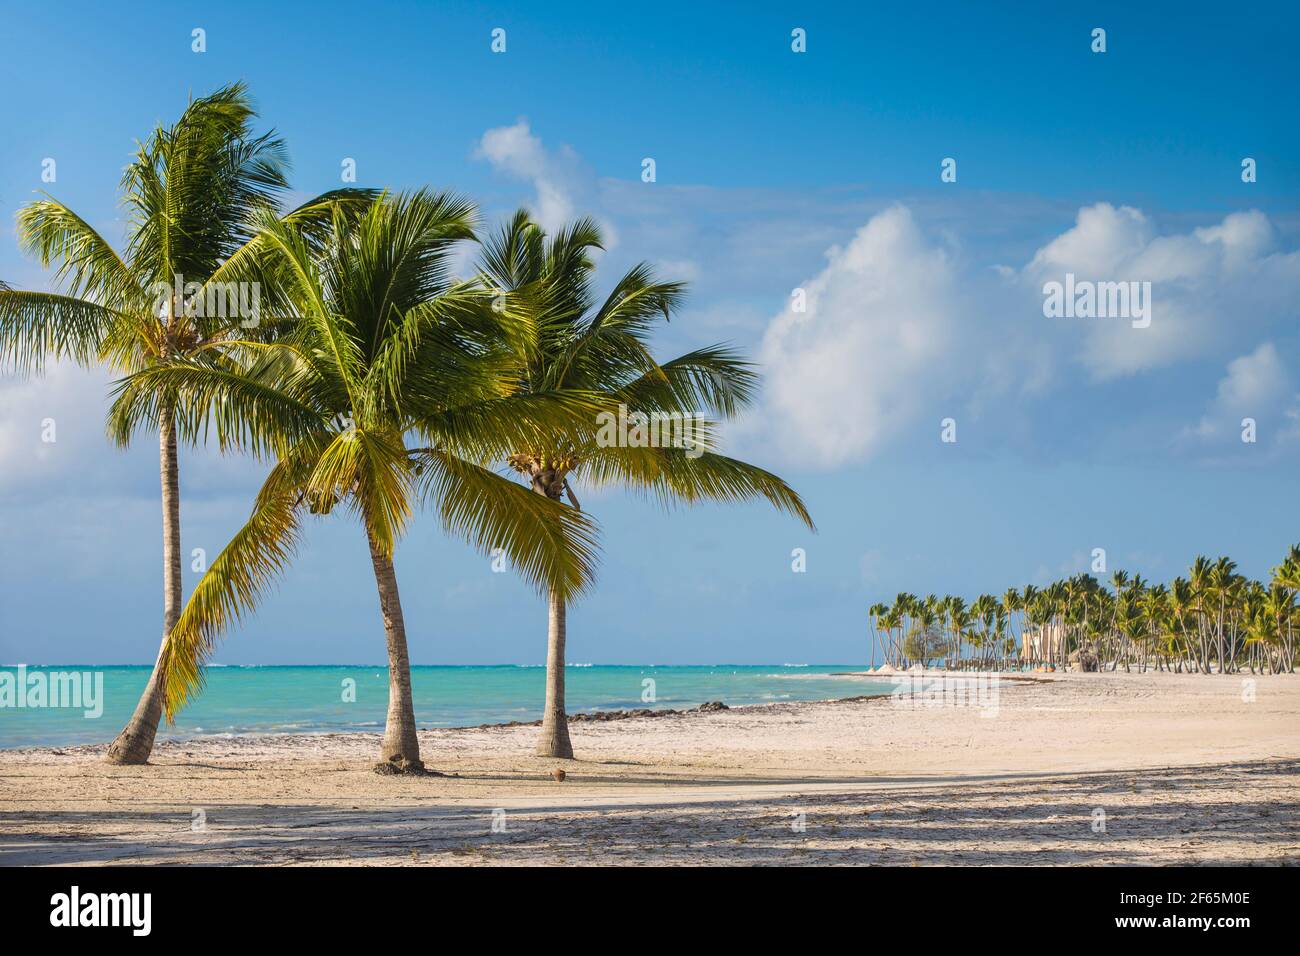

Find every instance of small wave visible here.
[767,672,835,679]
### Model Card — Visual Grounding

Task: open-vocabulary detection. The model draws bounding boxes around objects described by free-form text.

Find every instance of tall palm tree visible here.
[943,595,967,664]
[119,191,603,773]
[1188,555,1213,672]
[0,83,367,764]
[1001,587,1021,665]
[1273,545,1300,671]
[477,212,813,758]
[881,604,904,666]
[868,602,888,668]
[1170,577,1197,672]
[1208,557,1238,673]
[1140,583,1169,672]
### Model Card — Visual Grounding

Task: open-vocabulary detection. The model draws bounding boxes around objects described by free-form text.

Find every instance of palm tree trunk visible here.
[105,401,182,765]
[536,587,574,758]
[366,523,423,773]
[528,473,577,759]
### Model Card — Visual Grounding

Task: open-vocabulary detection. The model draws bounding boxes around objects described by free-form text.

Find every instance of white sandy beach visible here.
[1,671,1296,866]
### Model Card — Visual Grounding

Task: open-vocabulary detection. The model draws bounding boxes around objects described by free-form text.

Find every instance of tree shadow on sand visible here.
[1,759,1295,866]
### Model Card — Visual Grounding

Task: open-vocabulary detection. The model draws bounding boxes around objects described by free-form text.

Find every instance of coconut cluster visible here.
[507,452,578,476]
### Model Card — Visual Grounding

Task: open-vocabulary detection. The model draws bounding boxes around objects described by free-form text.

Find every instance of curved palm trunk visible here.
[536,587,574,758]
[533,474,575,759]
[106,402,182,765]
[366,524,423,773]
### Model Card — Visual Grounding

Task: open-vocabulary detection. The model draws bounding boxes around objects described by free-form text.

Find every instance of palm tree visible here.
[1140,583,1169,672]
[945,596,969,665]
[1188,555,1213,672]
[120,191,604,773]
[0,83,368,764]
[477,212,813,757]
[1001,587,1021,666]
[877,603,904,666]
[1206,557,1237,673]
[906,601,942,667]
[1273,545,1300,671]
[1018,584,1040,665]
[868,602,888,668]
[1169,577,1197,672]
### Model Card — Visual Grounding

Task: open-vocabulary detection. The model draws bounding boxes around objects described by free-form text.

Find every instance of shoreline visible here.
[2,688,904,757]
[0,664,902,752]
[0,669,1068,754]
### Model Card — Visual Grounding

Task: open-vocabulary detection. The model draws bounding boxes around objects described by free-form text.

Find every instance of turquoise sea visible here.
[0,664,891,749]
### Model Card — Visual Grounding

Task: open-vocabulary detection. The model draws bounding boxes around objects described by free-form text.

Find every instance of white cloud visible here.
[1025,204,1300,380]
[748,201,1300,469]
[1186,343,1293,444]
[750,205,959,468]
[1030,203,1154,277]
[475,120,612,244]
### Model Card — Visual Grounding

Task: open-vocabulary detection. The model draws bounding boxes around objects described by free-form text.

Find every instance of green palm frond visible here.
[106,356,324,454]
[581,446,814,530]
[307,428,413,556]
[418,389,606,464]
[361,282,491,420]
[475,210,813,557]
[190,187,381,335]
[158,462,306,719]
[588,263,684,335]
[618,345,759,418]
[15,199,143,312]
[347,189,477,358]
[479,209,546,290]
[0,290,126,374]
[122,81,290,282]
[411,448,600,601]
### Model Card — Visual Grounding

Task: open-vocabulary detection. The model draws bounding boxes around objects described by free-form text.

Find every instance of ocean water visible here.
[0,664,891,749]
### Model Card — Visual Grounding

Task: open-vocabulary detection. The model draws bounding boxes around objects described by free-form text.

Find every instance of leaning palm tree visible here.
[120,191,603,773]
[478,212,813,758]
[0,82,368,764]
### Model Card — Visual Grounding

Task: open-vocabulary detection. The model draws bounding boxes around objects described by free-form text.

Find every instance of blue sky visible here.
[1,1,1297,666]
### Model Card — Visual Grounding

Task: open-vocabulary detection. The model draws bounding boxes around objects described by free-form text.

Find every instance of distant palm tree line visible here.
[870,548,1300,675]
[0,84,812,773]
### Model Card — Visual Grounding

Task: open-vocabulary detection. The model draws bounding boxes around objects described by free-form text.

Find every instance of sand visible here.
[1,671,1297,865]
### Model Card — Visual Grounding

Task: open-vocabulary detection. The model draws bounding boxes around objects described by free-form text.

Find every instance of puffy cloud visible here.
[1025,205,1299,380]
[1211,343,1288,411]
[1029,203,1154,277]
[1185,343,1294,445]
[752,206,960,468]
[475,120,611,243]
[749,202,1300,469]
[1193,211,1275,265]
